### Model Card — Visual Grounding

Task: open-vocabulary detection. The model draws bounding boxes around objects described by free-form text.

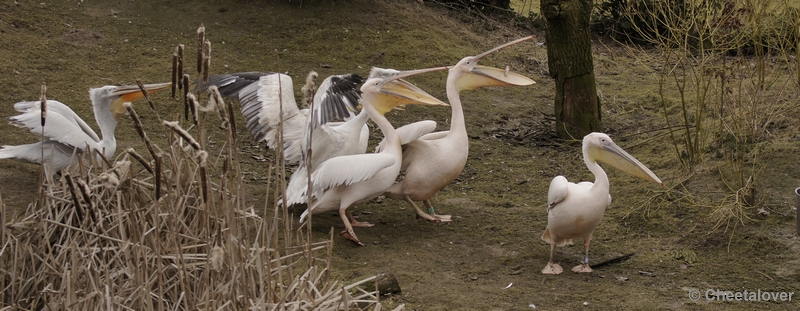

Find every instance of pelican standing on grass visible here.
[381,36,537,222]
[541,132,662,275]
[299,67,448,246]
[204,70,448,207]
[0,83,171,175]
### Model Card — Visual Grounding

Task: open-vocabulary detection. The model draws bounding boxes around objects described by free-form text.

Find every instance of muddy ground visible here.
[1,0,799,310]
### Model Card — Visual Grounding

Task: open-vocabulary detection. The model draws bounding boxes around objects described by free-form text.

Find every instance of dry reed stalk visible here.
[38,83,47,207]
[135,78,158,115]
[154,153,162,201]
[63,174,84,220]
[126,148,153,174]
[225,94,237,145]
[198,150,209,204]
[207,86,228,130]
[124,102,157,161]
[2,32,384,311]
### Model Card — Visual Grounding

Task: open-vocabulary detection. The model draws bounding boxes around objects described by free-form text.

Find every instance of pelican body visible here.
[299,67,448,246]
[541,132,662,275]
[0,83,170,175]
[382,36,537,222]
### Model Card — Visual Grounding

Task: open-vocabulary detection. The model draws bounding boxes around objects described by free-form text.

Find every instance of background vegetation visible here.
[0,0,798,310]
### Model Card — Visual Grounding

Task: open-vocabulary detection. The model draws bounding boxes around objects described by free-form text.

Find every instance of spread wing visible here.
[9,100,100,150]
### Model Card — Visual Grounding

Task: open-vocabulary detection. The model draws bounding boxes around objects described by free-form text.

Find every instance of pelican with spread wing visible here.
[0,83,170,175]
[298,66,448,245]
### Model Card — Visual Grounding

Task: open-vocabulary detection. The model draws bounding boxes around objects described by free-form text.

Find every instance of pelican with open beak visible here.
[381,35,537,222]
[300,66,449,246]
[0,83,171,175]
[542,132,663,274]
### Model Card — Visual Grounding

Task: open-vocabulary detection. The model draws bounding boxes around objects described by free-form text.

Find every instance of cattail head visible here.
[163,120,201,151]
[198,150,208,167]
[177,44,184,90]
[210,245,224,272]
[203,40,211,84]
[197,25,205,74]
[40,83,47,126]
[300,71,318,109]
[172,52,178,98]
[187,93,199,125]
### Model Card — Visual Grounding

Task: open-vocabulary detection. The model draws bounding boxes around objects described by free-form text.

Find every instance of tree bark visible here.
[541,0,601,139]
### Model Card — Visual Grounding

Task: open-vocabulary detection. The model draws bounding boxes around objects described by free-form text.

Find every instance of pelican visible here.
[299,67,448,246]
[541,132,662,275]
[381,36,537,222]
[204,70,448,207]
[0,83,171,175]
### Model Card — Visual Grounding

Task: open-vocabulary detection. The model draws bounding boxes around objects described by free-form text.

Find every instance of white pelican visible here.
[541,132,662,275]
[0,83,171,175]
[299,67,448,246]
[205,70,448,207]
[381,36,537,222]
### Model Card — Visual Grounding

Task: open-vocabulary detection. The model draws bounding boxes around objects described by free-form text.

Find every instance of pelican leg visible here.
[339,208,365,246]
[423,200,452,222]
[571,236,593,273]
[403,195,441,222]
[346,209,374,228]
[541,240,563,275]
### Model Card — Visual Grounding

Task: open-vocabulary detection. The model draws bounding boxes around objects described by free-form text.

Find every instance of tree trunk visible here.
[541,0,601,139]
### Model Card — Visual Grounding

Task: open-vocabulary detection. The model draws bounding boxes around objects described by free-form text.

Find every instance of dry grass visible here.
[0,88,399,310]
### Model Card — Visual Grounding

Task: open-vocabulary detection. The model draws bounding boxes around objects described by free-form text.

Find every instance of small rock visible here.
[616,276,628,282]
[375,272,401,295]
[470,276,478,281]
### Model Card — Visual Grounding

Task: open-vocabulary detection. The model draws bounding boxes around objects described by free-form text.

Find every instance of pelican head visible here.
[584,132,663,185]
[366,67,449,115]
[452,36,537,92]
[94,82,171,120]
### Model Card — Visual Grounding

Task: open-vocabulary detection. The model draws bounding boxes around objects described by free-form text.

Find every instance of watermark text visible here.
[688,288,794,302]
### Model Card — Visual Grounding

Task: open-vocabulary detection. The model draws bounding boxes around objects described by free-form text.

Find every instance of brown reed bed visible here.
[0,87,400,310]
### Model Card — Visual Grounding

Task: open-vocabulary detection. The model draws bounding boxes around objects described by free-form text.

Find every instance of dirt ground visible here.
[1,1,799,310]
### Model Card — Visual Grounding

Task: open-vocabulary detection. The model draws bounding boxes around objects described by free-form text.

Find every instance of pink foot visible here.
[571,263,593,273]
[340,231,365,246]
[542,263,564,275]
